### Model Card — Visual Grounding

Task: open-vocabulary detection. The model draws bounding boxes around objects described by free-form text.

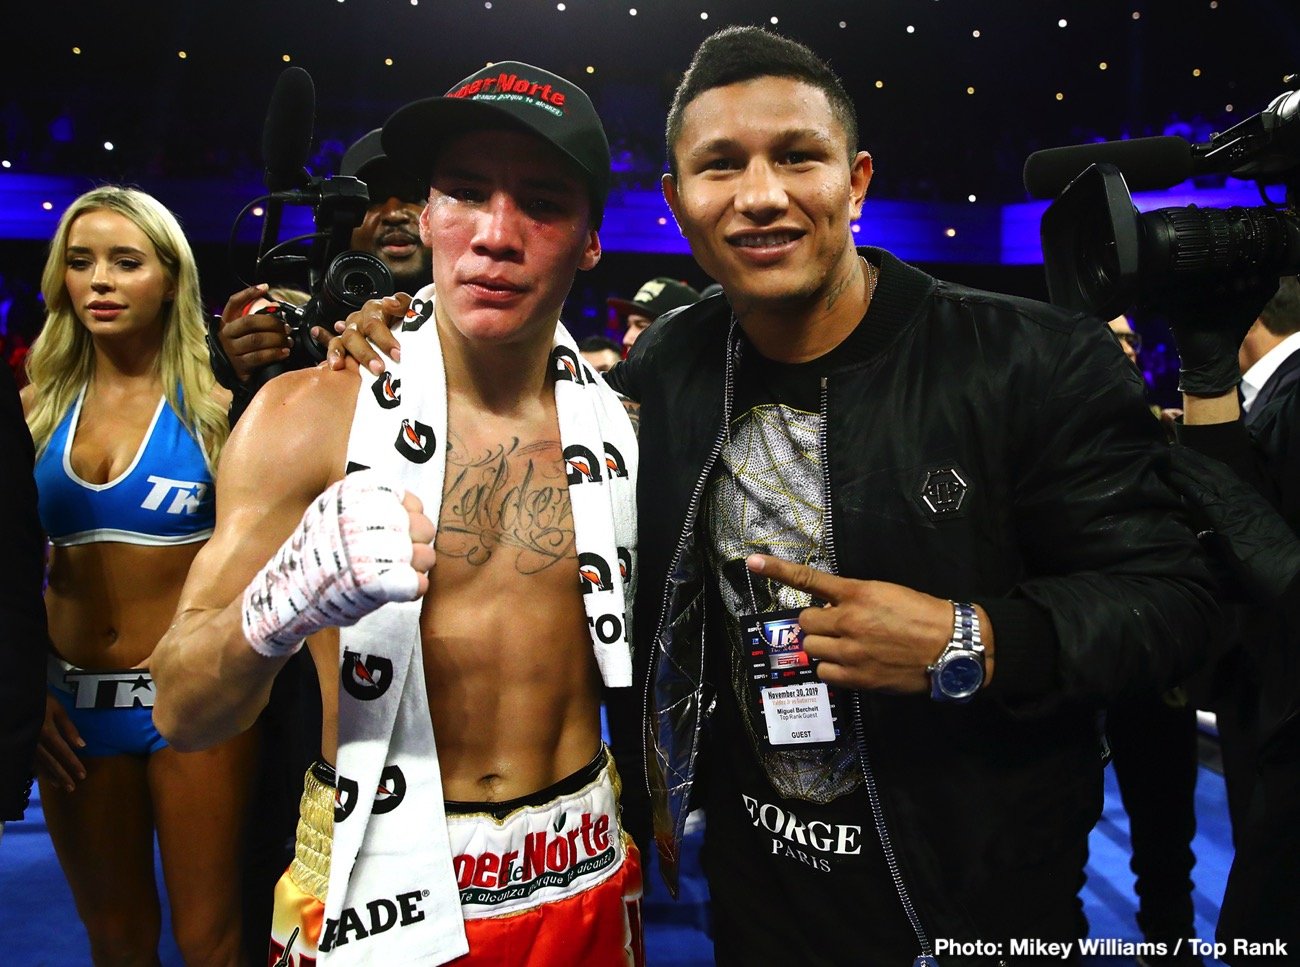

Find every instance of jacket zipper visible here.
[642,322,739,819]
[819,375,939,966]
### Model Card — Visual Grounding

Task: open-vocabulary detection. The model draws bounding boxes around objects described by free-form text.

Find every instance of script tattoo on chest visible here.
[437,434,574,574]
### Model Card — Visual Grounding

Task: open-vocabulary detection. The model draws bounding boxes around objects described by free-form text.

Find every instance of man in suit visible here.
[1240,275,1300,424]
[1168,272,1300,959]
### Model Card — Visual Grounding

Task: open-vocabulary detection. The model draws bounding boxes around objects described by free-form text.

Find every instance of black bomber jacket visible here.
[606,248,1221,956]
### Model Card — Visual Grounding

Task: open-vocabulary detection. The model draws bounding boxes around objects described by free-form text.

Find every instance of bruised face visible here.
[351,195,432,293]
[419,128,601,346]
[663,76,870,316]
[64,209,175,343]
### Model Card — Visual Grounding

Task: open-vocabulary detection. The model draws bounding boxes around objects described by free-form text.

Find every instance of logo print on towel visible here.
[578,552,613,594]
[564,444,602,485]
[336,775,359,822]
[394,418,437,464]
[402,296,434,332]
[341,649,394,701]
[318,889,429,952]
[604,442,629,479]
[551,346,585,384]
[617,546,632,583]
[371,371,401,409]
[333,767,406,822]
[587,612,624,645]
[373,765,407,815]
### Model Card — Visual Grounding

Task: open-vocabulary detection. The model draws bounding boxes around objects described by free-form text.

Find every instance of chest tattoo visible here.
[437,435,574,573]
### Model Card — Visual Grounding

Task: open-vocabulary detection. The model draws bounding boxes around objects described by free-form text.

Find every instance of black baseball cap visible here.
[608,277,702,320]
[381,61,611,227]
[339,129,426,204]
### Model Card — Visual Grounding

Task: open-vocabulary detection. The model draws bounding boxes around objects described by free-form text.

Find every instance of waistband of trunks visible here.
[47,654,157,710]
[445,746,610,820]
[289,761,336,901]
[309,746,612,820]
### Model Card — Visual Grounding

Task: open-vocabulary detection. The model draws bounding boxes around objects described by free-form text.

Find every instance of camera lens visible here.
[321,251,396,312]
[342,270,376,297]
[1139,205,1300,299]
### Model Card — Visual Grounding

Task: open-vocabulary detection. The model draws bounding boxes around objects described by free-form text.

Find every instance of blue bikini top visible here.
[34,384,216,547]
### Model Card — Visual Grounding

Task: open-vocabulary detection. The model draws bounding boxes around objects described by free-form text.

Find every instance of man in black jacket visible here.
[605,26,1220,966]
[1164,274,1300,961]
[0,363,48,833]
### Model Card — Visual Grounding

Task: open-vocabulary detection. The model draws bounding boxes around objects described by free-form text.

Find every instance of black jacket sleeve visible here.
[0,366,50,821]
[985,316,1222,702]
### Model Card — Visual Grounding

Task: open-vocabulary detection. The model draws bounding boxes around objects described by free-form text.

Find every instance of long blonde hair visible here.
[25,186,228,469]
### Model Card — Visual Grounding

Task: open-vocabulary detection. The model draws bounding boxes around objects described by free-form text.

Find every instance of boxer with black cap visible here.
[152,60,642,966]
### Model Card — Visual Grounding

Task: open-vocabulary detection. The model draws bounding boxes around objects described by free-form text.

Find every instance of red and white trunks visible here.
[269,747,644,966]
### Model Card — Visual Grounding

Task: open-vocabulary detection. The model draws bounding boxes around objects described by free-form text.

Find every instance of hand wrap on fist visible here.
[242,472,424,657]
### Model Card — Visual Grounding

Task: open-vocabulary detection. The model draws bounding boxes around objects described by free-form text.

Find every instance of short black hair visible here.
[579,335,622,354]
[1260,275,1300,337]
[665,26,858,179]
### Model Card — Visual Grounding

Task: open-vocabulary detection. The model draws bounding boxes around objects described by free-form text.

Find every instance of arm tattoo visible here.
[437,435,575,573]
[620,396,641,439]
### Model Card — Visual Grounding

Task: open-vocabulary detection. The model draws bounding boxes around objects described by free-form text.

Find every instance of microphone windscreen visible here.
[262,67,316,191]
[1023,136,1193,199]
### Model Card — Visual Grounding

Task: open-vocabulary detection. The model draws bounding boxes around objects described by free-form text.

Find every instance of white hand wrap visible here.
[242,472,423,658]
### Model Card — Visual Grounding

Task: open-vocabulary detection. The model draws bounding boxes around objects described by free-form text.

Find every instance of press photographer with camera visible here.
[209,73,405,422]
[1030,78,1300,960]
[1166,277,1300,960]
[213,130,432,397]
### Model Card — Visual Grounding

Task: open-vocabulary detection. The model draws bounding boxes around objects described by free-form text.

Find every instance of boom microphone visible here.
[258,67,316,270]
[261,66,316,193]
[1023,136,1194,199]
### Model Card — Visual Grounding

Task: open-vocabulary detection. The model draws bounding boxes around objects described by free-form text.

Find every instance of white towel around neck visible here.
[317,285,637,964]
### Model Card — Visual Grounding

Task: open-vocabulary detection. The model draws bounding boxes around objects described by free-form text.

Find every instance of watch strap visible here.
[928,601,984,702]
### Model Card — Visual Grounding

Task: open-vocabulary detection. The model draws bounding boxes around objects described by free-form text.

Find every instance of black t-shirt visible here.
[700,311,921,965]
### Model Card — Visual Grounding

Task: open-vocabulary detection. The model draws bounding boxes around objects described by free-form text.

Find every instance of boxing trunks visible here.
[46,655,167,757]
[269,746,644,966]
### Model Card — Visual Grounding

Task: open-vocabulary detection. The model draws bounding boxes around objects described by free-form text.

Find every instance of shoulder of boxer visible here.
[219,363,362,504]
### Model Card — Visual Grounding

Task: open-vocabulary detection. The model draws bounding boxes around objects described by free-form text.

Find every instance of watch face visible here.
[938,653,983,699]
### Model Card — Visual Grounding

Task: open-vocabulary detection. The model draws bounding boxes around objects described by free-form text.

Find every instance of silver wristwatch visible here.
[927,601,985,703]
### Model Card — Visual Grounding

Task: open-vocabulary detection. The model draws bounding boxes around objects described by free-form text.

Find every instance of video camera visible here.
[1024,76,1300,320]
[210,67,395,392]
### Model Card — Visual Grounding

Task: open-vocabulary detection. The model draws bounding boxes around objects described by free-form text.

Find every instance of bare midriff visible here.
[309,427,602,803]
[46,540,203,670]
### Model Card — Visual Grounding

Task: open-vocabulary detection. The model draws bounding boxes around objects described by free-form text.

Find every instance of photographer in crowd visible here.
[212,128,429,418]
[1166,274,1300,960]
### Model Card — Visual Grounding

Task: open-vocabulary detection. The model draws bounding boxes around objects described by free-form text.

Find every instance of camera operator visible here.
[212,129,428,415]
[1165,274,1300,960]
[337,128,431,294]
